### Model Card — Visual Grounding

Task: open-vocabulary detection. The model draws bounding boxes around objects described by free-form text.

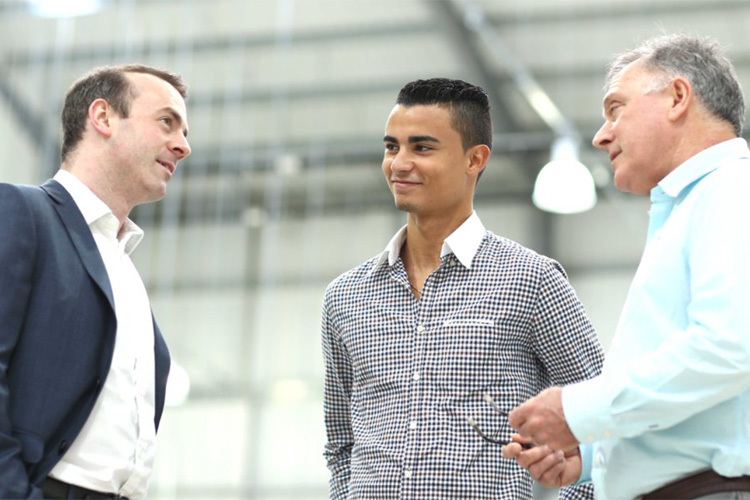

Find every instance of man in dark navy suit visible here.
[0,64,191,499]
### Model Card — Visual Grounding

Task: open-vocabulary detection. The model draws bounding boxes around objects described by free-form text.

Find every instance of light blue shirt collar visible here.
[654,137,750,200]
[375,211,486,269]
[646,138,750,241]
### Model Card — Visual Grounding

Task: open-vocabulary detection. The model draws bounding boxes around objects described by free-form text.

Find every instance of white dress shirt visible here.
[49,170,157,500]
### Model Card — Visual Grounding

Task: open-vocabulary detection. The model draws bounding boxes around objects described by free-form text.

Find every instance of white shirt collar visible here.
[53,169,144,255]
[375,211,486,270]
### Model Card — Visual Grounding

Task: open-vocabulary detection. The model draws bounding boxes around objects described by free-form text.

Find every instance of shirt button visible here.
[449,259,456,267]
[409,420,418,430]
[586,435,596,443]
[594,450,606,467]
[413,371,421,381]
[404,467,413,479]
[416,325,425,333]
[603,429,612,438]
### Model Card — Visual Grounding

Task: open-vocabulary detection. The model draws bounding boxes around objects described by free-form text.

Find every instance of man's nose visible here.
[389,149,413,172]
[592,121,612,150]
[171,134,192,160]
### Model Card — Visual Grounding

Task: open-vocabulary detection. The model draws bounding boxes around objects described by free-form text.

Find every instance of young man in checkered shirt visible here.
[322,78,604,499]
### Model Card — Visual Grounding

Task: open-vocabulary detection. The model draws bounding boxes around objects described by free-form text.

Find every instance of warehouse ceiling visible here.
[1,0,749,223]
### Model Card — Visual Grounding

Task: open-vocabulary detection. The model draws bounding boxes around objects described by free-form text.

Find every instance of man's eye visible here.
[384,143,398,151]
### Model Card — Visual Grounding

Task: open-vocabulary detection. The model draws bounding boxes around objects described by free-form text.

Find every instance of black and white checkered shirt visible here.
[322,213,603,499]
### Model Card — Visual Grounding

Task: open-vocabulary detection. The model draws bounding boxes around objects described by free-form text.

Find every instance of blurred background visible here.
[1,0,749,498]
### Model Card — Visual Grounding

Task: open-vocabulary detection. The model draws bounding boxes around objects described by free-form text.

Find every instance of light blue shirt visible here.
[563,138,750,500]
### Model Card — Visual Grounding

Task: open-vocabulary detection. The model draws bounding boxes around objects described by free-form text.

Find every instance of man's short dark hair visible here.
[396,78,493,151]
[60,64,188,162]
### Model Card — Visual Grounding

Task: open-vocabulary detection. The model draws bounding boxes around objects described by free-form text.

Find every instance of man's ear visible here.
[467,144,491,178]
[88,98,114,138]
[667,76,692,123]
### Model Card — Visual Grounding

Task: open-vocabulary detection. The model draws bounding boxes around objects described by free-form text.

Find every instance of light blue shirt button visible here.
[594,450,606,467]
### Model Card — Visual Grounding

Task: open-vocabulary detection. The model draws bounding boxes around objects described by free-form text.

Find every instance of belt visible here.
[642,469,750,500]
[40,477,128,500]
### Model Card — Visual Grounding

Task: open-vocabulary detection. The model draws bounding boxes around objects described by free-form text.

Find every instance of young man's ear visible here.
[88,98,114,138]
[467,144,491,178]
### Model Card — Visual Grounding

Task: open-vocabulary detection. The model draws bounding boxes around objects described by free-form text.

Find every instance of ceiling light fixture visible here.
[451,0,599,215]
[28,0,101,18]
[532,136,597,214]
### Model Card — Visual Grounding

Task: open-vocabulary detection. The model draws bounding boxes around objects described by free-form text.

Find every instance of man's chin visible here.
[395,201,419,213]
[143,185,168,204]
[613,176,650,196]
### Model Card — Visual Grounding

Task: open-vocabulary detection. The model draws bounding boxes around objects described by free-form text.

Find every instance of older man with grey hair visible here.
[503,33,750,500]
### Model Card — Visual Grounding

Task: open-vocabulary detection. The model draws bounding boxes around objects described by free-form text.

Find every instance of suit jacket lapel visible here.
[41,179,115,311]
[41,179,172,430]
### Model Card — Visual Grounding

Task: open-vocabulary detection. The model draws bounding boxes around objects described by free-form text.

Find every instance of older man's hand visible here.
[502,435,582,488]
[508,387,579,451]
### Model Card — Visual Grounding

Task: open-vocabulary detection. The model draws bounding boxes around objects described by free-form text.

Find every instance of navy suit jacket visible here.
[0,180,170,499]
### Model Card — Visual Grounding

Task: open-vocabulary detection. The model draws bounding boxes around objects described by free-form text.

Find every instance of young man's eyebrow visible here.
[382,135,440,143]
[408,135,440,144]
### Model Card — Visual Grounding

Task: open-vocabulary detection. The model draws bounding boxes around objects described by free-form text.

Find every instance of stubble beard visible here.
[395,199,419,214]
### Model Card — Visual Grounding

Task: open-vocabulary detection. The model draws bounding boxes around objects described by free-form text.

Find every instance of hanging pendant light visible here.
[28,0,101,18]
[532,136,597,214]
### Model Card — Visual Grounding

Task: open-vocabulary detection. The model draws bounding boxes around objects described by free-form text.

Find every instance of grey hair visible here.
[604,33,744,136]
